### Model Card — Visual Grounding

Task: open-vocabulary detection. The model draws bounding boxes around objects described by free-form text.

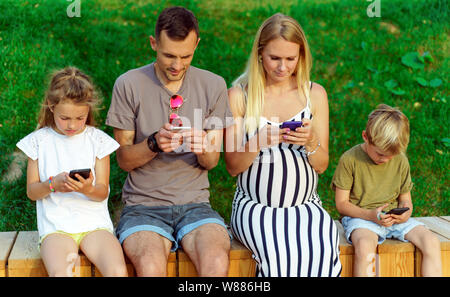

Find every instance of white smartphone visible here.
[172,126,191,132]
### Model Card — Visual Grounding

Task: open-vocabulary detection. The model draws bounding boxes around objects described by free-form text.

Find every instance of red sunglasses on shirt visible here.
[169,94,183,127]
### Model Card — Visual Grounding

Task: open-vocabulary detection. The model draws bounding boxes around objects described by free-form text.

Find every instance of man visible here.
[106,6,232,276]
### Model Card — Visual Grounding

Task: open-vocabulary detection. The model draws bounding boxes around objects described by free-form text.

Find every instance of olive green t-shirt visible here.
[331,144,413,212]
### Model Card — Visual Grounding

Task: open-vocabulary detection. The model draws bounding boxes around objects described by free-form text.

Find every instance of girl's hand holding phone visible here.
[66,171,95,195]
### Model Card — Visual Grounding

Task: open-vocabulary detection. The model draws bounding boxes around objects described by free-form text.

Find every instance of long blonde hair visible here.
[233,13,312,133]
[37,67,101,129]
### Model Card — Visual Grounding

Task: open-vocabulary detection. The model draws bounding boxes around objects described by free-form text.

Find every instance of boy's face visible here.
[362,131,396,165]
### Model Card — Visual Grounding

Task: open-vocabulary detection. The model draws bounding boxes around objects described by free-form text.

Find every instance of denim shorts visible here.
[116,202,231,251]
[341,216,425,244]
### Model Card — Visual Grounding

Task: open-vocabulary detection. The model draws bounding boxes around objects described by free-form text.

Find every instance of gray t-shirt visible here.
[106,63,232,206]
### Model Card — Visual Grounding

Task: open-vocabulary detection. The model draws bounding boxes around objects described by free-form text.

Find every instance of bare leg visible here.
[122,231,172,276]
[181,223,230,277]
[351,228,379,277]
[80,229,128,277]
[405,225,442,277]
[40,233,79,277]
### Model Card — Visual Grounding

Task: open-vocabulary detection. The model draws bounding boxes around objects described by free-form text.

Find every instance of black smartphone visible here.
[69,168,91,181]
[280,121,303,130]
[386,207,409,215]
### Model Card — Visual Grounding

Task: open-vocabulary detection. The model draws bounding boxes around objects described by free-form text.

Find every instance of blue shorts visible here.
[116,202,231,251]
[341,216,425,244]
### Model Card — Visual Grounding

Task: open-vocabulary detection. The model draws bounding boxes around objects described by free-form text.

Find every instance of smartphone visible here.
[172,126,191,132]
[386,207,409,215]
[280,121,303,130]
[69,168,91,181]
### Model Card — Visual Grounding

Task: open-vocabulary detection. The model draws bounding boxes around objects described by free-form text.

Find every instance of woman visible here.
[225,13,341,277]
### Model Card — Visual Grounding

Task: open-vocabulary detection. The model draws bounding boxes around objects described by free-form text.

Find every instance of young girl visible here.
[16,67,127,277]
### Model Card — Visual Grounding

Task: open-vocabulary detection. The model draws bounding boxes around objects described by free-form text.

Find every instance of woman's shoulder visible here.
[227,85,246,118]
[308,82,328,114]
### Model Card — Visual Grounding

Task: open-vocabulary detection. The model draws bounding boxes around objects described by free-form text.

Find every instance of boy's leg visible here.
[404,225,442,277]
[351,228,379,277]
[40,233,79,277]
[80,229,128,277]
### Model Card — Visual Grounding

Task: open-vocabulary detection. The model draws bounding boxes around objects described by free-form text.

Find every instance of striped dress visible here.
[230,88,342,277]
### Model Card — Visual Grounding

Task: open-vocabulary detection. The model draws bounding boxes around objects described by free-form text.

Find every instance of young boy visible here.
[332,104,442,277]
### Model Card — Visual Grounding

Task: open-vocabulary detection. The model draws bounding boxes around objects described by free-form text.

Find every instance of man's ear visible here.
[195,37,201,50]
[149,35,157,51]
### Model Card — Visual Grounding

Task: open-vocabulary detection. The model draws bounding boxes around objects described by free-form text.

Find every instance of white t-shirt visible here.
[16,126,120,238]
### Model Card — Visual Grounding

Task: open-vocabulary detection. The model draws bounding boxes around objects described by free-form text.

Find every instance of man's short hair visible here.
[155,6,199,41]
[365,104,410,155]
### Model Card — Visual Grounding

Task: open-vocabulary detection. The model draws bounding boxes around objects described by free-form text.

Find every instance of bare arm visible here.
[335,186,393,226]
[194,129,222,170]
[224,87,263,176]
[303,83,329,174]
[114,128,157,172]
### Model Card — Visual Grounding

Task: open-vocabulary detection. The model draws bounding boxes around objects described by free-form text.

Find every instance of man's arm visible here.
[114,128,157,172]
[195,129,222,170]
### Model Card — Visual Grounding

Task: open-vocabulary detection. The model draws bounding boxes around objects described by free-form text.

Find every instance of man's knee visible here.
[122,231,172,277]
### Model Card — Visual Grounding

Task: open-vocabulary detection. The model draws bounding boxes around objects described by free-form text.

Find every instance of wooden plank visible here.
[415,217,450,239]
[227,240,256,277]
[8,231,91,277]
[0,232,17,277]
[334,220,353,277]
[378,239,415,277]
[440,216,450,223]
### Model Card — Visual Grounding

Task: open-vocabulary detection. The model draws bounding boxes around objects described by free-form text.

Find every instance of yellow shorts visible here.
[39,228,112,248]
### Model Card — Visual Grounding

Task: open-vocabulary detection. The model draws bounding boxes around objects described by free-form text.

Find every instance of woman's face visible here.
[260,37,300,84]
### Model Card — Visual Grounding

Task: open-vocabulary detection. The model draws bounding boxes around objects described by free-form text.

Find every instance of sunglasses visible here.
[169,94,184,127]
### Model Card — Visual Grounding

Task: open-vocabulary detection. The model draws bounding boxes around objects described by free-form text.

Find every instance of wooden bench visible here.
[0,216,448,277]
[0,230,255,277]
[336,216,450,277]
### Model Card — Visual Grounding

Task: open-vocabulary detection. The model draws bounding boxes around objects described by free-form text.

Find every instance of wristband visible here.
[377,211,383,221]
[49,176,55,192]
[304,140,321,156]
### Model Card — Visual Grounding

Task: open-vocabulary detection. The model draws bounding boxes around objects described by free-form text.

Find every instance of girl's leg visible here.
[350,228,379,277]
[79,229,128,277]
[405,225,442,277]
[40,233,79,277]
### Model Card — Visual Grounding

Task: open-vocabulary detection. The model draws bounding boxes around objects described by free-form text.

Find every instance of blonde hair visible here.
[365,104,410,154]
[232,13,312,133]
[37,67,101,129]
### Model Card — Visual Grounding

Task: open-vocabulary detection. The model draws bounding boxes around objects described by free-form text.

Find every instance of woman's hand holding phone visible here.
[281,118,314,146]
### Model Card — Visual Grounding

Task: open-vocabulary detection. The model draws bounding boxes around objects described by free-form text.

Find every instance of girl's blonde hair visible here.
[366,104,410,154]
[37,66,101,129]
[232,13,312,133]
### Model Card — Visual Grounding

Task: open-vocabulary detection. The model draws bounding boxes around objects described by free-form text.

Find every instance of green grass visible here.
[0,0,448,230]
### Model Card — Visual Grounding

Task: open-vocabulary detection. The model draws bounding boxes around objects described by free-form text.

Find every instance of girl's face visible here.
[261,37,300,84]
[51,100,90,136]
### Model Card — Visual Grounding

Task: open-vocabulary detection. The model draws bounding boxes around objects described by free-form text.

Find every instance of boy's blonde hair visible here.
[232,13,312,134]
[365,104,410,154]
[37,66,101,129]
